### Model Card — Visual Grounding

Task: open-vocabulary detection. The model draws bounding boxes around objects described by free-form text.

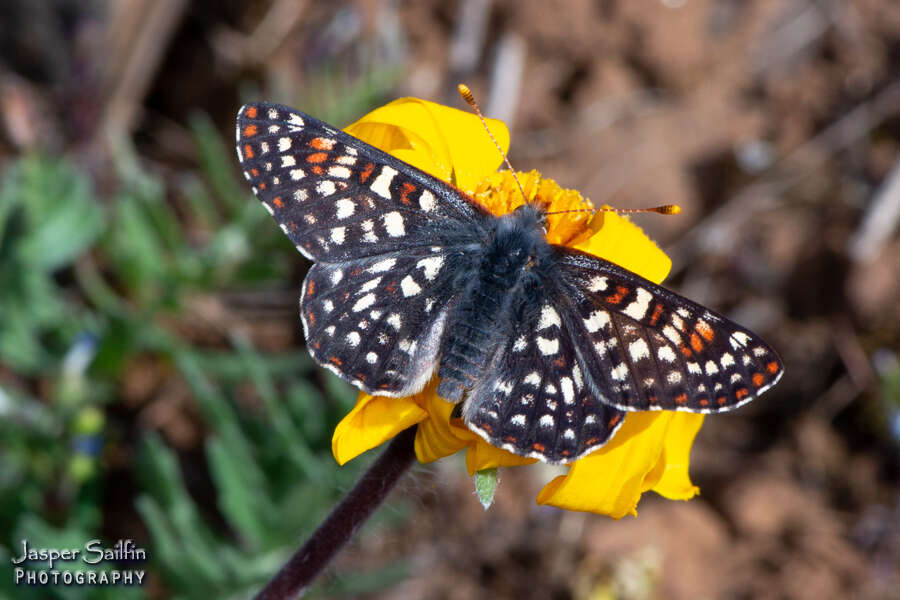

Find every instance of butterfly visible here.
[235,102,784,464]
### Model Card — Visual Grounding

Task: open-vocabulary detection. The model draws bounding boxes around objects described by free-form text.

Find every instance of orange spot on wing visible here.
[699,398,710,407]
[310,137,333,150]
[696,320,715,341]
[306,310,315,326]
[242,124,258,137]
[329,356,343,367]
[272,196,284,208]
[560,449,571,457]
[680,344,693,357]
[307,152,328,163]
[649,303,664,326]
[245,106,258,118]
[553,356,566,367]
[585,436,601,445]
[690,332,704,352]
[766,361,780,374]
[399,182,416,205]
[649,395,658,404]
[311,166,323,175]
[675,393,688,405]
[243,144,254,159]
[608,413,621,427]
[258,182,266,190]
[532,443,546,452]
[250,168,259,176]
[504,435,517,443]
[306,280,315,296]
[605,285,629,305]
[360,162,375,183]
[735,387,749,400]
[752,372,765,387]
[717,396,727,406]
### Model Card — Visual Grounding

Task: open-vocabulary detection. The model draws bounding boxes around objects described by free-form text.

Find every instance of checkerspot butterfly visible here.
[235,102,784,464]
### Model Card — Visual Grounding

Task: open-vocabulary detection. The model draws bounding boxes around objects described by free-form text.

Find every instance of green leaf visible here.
[474,467,499,510]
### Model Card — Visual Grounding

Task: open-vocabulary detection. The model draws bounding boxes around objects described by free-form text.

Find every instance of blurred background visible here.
[0,0,899,598]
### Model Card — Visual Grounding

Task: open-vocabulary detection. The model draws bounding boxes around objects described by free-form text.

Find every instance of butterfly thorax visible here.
[436,204,552,402]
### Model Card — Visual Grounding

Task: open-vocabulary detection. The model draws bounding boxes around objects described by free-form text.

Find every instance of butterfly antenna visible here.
[458,84,528,202]
[544,204,682,216]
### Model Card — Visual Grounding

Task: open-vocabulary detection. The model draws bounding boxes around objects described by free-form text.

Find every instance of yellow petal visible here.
[535,412,674,517]
[343,98,508,191]
[413,382,473,462]
[572,210,672,284]
[650,413,704,500]
[332,393,428,465]
[464,442,538,475]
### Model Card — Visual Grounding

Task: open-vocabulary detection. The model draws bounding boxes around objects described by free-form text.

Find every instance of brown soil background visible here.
[3,1,900,598]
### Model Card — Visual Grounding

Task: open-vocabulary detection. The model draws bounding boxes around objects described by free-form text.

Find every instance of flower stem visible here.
[254,425,418,600]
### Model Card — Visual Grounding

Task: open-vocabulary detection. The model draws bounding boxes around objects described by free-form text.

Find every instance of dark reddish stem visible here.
[254,426,418,600]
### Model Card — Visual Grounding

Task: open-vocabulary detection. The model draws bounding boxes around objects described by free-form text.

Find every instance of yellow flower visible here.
[331,98,705,517]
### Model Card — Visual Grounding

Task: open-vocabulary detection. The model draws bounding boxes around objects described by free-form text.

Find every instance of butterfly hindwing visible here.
[555,248,784,413]
[236,103,492,262]
[462,297,626,464]
[301,246,471,397]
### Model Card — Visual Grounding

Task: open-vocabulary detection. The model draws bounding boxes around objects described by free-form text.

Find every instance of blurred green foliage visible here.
[0,110,406,598]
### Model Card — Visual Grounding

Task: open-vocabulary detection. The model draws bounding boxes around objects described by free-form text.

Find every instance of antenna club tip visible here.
[661,204,682,215]
[458,84,475,105]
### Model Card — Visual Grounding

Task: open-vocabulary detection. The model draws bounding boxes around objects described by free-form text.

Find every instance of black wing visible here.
[236,102,492,263]
[554,248,784,413]
[461,297,626,464]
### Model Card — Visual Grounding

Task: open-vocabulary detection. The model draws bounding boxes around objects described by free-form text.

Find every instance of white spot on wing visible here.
[316,180,336,196]
[400,275,421,297]
[513,336,527,352]
[383,211,405,237]
[359,277,381,293]
[369,258,396,273]
[366,352,378,364]
[346,331,361,347]
[290,169,305,180]
[419,190,437,212]
[537,305,561,330]
[584,310,610,333]
[353,293,376,312]
[589,276,608,292]
[330,227,345,244]
[628,339,650,361]
[536,336,559,355]
[623,287,653,321]
[335,198,354,219]
[387,313,402,330]
[539,415,554,428]
[281,155,296,167]
[416,256,444,280]
[524,372,541,386]
[658,346,677,363]
[328,166,351,179]
[560,377,575,405]
[278,137,291,152]
[370,166,397,199]
[611,363,629,381]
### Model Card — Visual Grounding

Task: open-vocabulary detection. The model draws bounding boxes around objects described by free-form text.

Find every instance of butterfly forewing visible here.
[236,102,492,262]
[555,249,784,413]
